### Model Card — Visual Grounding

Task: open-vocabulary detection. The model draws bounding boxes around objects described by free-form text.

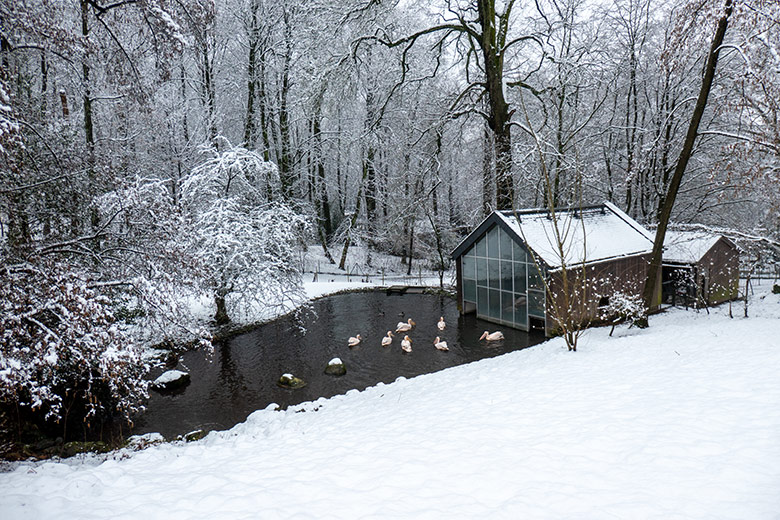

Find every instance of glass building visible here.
[458,224,546,331]
[452,203,659,335]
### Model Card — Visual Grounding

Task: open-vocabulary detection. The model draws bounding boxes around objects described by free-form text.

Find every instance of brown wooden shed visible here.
[662,231,740,307]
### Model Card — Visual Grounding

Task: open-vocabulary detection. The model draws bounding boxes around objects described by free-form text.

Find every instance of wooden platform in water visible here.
[385,285,428,294]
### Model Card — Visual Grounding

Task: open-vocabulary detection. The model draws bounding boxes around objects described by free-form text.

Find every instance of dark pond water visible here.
[132,291,546,439]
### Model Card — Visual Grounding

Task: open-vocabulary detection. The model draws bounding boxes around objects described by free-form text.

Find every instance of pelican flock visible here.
[347,334,362,347]
[433,336,449,351]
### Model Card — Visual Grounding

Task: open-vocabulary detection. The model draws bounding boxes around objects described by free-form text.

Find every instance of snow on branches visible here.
[600,291,646,336]
[0,261,149,429]
[181,141,308,324]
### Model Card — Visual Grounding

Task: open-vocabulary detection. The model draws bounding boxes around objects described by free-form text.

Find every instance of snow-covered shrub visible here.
[0,262,149,438]
[181,141,309,324]
[96,176,212,345]
[600,292,646,336]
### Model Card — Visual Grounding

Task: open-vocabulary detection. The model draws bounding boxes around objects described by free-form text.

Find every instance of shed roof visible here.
[663,231,723,264]
[452,201,655,269]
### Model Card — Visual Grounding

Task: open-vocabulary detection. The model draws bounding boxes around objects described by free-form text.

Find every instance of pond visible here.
[132,291,546,439]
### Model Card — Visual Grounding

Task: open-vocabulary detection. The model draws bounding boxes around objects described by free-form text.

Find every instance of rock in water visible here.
[278,373,307,389]
[324,357,346,376]
[151,370,191,391]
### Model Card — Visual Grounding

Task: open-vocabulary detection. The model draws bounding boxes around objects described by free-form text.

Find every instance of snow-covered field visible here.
[1,291,779,519]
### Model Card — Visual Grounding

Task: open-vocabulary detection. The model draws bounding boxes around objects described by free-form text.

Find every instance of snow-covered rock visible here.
[324,357,346,376]
[151,370,190,391]
[124,432,165,451]
[277,373,306,389]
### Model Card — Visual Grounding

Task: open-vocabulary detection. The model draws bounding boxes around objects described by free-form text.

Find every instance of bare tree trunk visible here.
[243,0,259,148]
[278,7,294,198]
[478,0,514,210]
[640,0,733,314]
[80,0,93,154]
[200,40,217,144]
[364,88,377,225]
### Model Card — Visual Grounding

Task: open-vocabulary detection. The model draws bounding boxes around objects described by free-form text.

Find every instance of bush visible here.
[0,261,149,441]
[600,292,646,336]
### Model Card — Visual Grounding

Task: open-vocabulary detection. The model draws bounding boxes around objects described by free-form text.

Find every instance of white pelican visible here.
[479,331,504,341]
[401,335,412,353]
[381,331,394,347]
[396,318,415,333]
[433,336,449,351]
[437,317,446,331]
[348,334,362,347]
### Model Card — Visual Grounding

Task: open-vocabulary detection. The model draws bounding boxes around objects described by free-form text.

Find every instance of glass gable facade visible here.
[461,224,546,330]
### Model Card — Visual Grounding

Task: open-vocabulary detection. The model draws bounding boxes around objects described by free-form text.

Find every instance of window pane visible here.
[499,229,513,260]
[528,290,545,317]
[477,286,488,316]
[514,293,528,327]
[488,289,500,319]
[462,256,475,280]
[487,227,499,258]
[488,259,500,289]
[476,258,487,286]
[514,262,527,293]
[500,260,513,292]
[528,265,545,290]
[464,279,476,302]
[501,291,514,323]
[513,240,527,263]
[476,235,487,257]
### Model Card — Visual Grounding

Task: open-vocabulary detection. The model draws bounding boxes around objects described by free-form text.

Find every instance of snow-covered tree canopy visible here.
[180,142,309,324]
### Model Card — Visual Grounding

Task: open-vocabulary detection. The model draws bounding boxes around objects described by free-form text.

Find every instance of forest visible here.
[1,0,779,446]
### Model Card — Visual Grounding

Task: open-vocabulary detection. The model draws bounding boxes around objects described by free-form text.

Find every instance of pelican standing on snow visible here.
[401,335,413,353]
[396,318,415,333]
[437,317,446,331]
[433,336,449,351]
[479,331,504,341]
[381,331,394,347]
[348,334,362,347]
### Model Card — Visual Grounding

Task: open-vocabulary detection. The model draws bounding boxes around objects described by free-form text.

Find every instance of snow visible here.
[1,292,779,519]
[664,230,723,264]
[496,202,654,268]
[327,358,342,366]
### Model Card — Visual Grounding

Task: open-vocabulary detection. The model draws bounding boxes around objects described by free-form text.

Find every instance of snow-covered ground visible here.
[1,291,779,519]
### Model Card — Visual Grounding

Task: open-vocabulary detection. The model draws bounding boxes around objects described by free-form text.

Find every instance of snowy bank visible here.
[1,293,778,519]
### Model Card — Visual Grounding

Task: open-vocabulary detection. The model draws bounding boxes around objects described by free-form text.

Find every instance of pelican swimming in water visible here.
[348,334,362,347]
[433,336,449,351]
[401,335,412,353]
[396,318,415,333]
[479,330,504,341]
[381,331,394,347]
[437,317,446,331]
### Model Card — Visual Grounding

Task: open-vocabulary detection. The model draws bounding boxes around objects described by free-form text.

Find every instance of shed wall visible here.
[544,253,657,335]
[697,238,739,305]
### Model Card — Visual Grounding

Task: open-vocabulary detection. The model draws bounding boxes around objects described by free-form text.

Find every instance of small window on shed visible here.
[598,296,610,307]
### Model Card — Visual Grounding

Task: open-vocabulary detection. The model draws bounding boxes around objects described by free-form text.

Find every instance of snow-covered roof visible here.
[492,202,655,268]
[663,231,723,264]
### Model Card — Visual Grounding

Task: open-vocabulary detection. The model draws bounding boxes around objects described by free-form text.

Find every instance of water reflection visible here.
[133,291,546,439]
